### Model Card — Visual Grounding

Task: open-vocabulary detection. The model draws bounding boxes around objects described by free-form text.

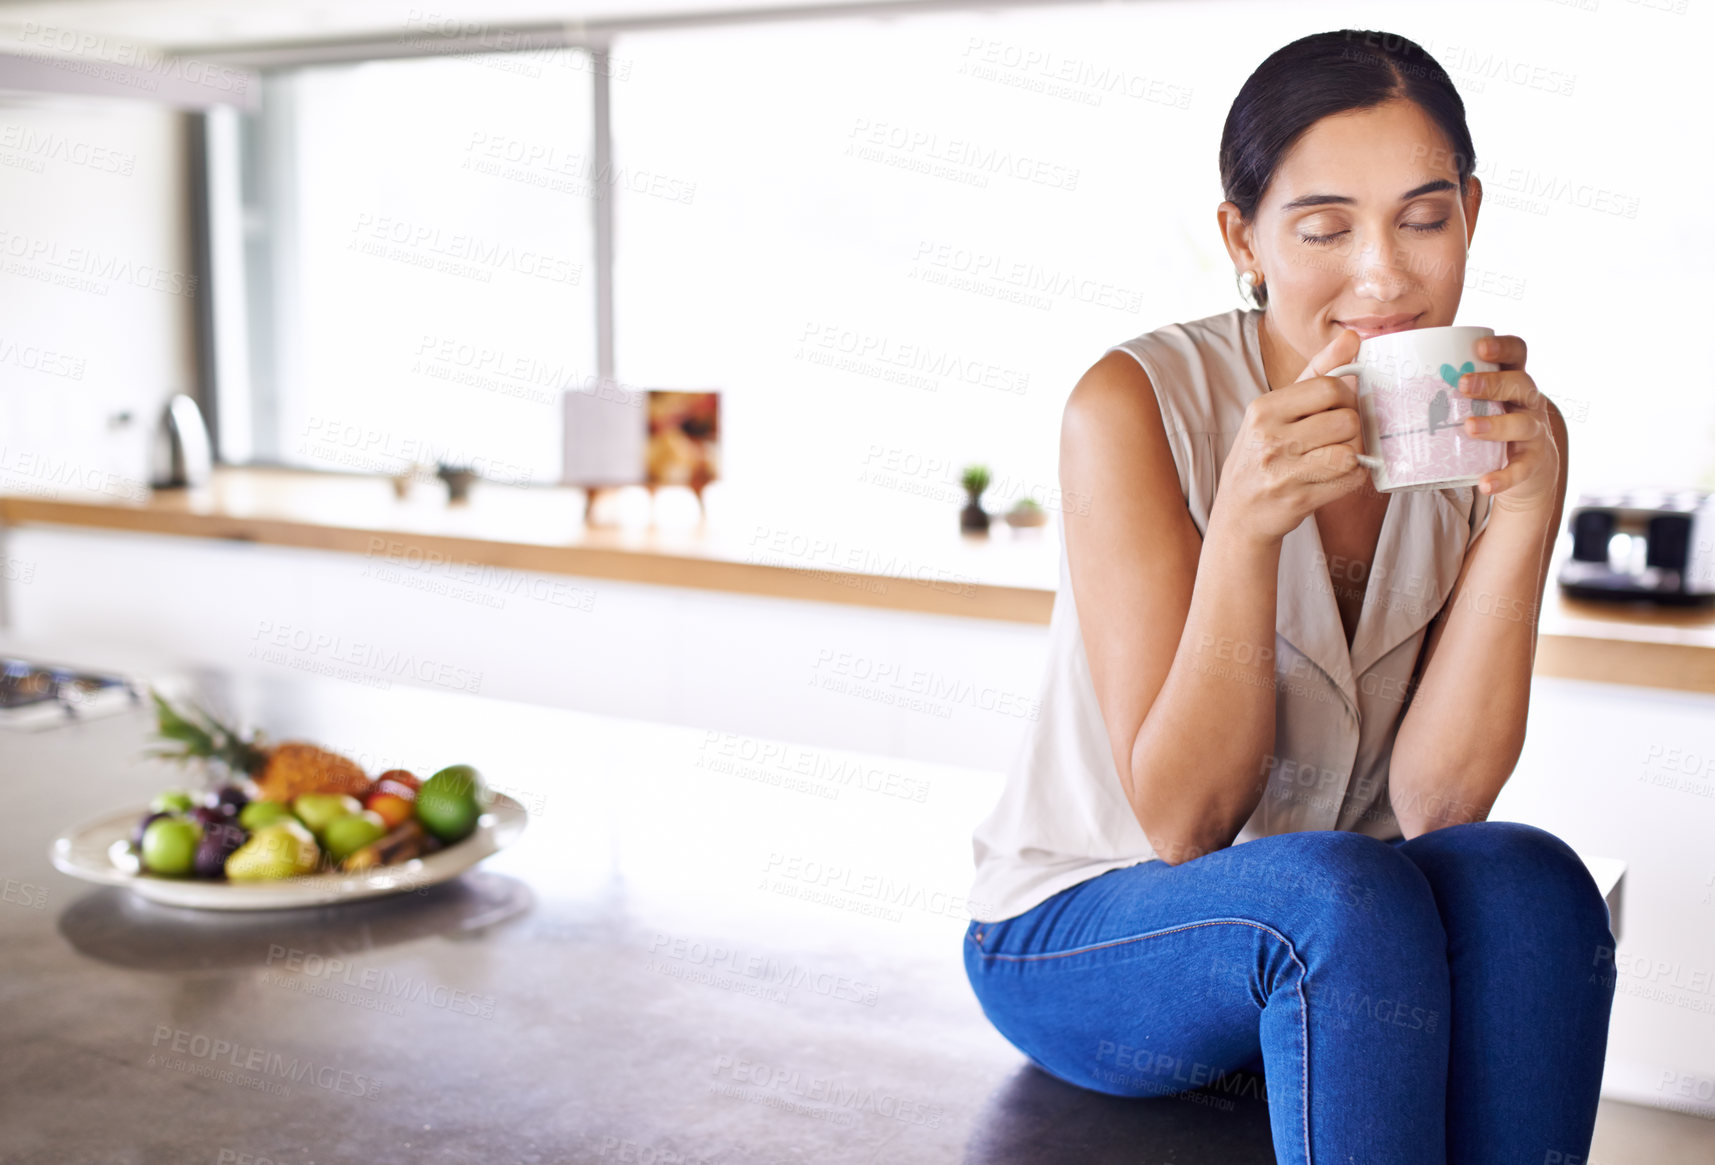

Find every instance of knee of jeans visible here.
[1417,821,1614,944]
[1279,830,1445,939]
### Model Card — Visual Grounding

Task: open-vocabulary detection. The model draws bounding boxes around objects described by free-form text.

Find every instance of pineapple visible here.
[147,689,372,802]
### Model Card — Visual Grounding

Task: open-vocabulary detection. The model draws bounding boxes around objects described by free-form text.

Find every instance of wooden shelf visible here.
[4,465,1713,694]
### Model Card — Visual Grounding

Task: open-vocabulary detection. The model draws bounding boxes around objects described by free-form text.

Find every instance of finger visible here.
[1297,438,1369,485]
[1308,456,1371,491]
[1293,326,1361,384]
[1475,447,1540,496]
[1459,368,1543,411]
[1463,410,1543,443]
[1272,375,1361,425]
[1281,405,1364,454]
[1476,334,1526,370]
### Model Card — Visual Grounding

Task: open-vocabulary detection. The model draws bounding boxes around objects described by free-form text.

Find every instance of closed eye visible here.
[1298,219,1449,246]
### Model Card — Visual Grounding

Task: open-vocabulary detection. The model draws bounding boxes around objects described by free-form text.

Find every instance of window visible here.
[236,49,598,486]
[607,3,1712,523]
[610,11,1195,530]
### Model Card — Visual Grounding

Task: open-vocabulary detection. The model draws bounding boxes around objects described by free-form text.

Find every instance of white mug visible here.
[1326,324,1509,493]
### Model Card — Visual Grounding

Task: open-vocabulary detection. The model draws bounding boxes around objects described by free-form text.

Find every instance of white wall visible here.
[0,94,194,498]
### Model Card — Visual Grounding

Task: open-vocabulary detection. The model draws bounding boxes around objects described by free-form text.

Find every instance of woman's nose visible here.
[1350,241,1416,302]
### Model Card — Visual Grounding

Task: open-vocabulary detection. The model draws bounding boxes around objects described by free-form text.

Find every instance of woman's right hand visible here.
[1214,327,1371,545]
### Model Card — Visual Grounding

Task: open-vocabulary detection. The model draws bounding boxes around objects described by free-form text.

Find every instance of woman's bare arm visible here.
[1060,352,1283,863]
[1389,394,1569,835]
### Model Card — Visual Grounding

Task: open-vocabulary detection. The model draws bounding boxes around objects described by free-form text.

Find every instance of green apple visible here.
[417,765,488,843]
[226,820,320,881]
[322,811,388,862]
[291,793,363,835]
[149,789,197,814]
[238,799,293,831]
[141,817,202,877]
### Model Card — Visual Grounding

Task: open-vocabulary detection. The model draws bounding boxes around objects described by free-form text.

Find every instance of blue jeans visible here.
[963,821,1616,1164]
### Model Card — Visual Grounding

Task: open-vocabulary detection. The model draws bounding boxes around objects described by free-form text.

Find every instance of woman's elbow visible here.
[1143,822,1235,867]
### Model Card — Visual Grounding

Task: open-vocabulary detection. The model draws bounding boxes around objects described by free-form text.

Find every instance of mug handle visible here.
[1321,362,1384,470]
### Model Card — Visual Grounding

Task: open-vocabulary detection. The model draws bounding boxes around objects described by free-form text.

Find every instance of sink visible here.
[0,657,142,730]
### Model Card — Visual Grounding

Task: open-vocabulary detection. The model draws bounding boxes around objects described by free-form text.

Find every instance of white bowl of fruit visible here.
[48,692,527,910]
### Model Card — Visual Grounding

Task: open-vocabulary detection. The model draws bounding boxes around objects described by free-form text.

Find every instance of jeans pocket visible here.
[967,917,1009,957]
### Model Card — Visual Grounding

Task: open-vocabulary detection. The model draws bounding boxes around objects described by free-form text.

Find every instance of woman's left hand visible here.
[1458,334,1560,514]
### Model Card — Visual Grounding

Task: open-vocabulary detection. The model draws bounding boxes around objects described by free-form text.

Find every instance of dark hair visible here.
[1220,30,1476,308]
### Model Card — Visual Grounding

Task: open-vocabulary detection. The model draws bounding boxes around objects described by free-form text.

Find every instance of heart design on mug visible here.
[1439,361,1475,387]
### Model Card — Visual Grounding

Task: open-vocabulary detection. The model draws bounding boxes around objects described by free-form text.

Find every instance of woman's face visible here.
[1222,97,1482,373]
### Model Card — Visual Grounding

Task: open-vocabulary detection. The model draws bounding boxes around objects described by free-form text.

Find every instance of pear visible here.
[238,799,293,831]
[291,793,363,836]
[226,820,321,881]
[322,811,388,862]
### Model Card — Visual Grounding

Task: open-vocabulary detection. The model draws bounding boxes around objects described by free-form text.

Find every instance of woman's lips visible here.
[1336,313,1421,340]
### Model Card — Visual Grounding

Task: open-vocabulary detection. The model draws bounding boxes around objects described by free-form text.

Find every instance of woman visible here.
[961,29,1615,1165]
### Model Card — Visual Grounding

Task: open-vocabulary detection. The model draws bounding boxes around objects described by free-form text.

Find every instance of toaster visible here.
[1557,488,1715,605]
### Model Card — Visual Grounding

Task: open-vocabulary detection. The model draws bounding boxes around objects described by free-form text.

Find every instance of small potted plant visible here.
[437,462,478,504]
[1005,497,1048,528]
[960,464,991,534]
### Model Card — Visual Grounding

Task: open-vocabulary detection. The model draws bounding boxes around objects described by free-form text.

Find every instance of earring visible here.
[1238,269,1264,310]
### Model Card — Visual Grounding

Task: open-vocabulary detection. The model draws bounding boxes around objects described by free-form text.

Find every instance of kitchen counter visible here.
[0,466,1058,624]
[3,466,1715,693]
[0,659,1686,1163]
[2,662,1284,1164]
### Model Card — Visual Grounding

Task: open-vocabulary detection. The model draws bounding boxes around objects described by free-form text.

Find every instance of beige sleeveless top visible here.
[967,307,1494,923]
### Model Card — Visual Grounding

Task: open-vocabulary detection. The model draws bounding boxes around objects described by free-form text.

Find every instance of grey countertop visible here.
[2,660,1291,1165]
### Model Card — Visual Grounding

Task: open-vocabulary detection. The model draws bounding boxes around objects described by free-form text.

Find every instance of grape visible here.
[194,820,247,878]
[211,785,248,813]
[190,805,233,826]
